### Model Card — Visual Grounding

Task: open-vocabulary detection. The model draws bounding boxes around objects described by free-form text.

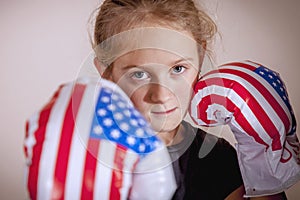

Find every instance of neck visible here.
[156,124,184,146]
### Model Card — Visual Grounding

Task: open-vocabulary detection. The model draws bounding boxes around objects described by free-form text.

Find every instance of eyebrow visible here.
[172,57,195,65]
[119,57,195,71]
[121,65,139,71]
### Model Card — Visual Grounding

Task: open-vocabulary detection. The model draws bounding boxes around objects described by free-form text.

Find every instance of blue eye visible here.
[172,65,186,74]
[131,71,149,80]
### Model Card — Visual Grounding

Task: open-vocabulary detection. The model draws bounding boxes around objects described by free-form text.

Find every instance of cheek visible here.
[175,76,196,108]
[129,88,148,114]
[177,87,193,111]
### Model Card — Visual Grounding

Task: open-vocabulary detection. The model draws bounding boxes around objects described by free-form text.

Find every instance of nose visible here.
[148,83,173,104]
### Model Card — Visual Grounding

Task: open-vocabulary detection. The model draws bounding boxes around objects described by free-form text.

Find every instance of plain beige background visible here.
[1,0,299,199]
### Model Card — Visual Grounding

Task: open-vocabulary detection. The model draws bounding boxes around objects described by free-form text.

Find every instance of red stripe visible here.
[127,158,140,198]
[245,60,263,66]
[200,61,259,87]
[217,68,290,136]
[196,89,224,125]
[80,139,100,200]
[220,61,257,71]
[198,94,269,148]
[199,62,257,87]
[52,84,86,200]
[199,69,220,80]
[27,86,63,200]
[109,144,126,200]
[280,146,292,163]
[197,76,283,150]
[288,141,300,149]
[24,121,29,159]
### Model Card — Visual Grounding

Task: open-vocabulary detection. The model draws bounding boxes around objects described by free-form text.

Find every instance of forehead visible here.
[97,27,200,66]
[114,48,193,65]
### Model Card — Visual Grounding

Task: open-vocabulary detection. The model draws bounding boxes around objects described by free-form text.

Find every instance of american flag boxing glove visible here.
[190,60,300,197]
[24,77,176,200]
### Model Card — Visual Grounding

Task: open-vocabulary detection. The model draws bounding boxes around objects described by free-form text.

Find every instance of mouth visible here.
[151,107,177,115]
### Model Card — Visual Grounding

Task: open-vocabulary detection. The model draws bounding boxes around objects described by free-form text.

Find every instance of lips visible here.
[151,107,177,115]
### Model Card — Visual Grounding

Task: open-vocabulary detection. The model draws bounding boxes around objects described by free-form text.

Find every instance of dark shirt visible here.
[169,122,244,200]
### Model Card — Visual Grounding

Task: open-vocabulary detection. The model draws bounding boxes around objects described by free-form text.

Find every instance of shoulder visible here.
[192,128,237,159]
[184,126,244,199]
[191,128,242,179]
[179,121,237,159]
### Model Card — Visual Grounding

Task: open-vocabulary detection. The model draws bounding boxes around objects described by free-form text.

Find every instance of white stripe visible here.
[203,72,286,143]
[37,83,73,200]
[24,111,40,198]
[201,85,272,145]
[24,112,40,164]
[243,60,261,68]
[190,87,213,126]
[228,117,247,137]
[94,140,116,200]
[120,150,139,200]
[217,64,292,128]
[219,60,261,69]
[64,83,100,199]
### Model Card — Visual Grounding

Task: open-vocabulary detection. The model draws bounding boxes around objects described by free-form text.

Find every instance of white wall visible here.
[0,0,299,199]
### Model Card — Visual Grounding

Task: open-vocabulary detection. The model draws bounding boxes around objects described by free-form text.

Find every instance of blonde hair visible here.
[91,0,217,68]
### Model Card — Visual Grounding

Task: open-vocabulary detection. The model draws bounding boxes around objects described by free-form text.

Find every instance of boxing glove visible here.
[24,77,176,200]
[190,60,300,197]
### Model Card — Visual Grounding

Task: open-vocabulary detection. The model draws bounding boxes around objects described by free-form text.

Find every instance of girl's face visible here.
[111,48,199,134]
[97,27,201,137]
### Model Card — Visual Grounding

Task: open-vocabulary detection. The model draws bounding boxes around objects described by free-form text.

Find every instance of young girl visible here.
[92,0,288,199]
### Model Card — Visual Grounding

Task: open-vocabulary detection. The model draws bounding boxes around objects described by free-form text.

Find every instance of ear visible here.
[94,57,105,75]
[94,57,113,80]
[196,41,208,80]
[198,41,207,68]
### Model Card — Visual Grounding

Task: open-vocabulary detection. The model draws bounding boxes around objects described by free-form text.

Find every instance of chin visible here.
[150,117,182,133]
